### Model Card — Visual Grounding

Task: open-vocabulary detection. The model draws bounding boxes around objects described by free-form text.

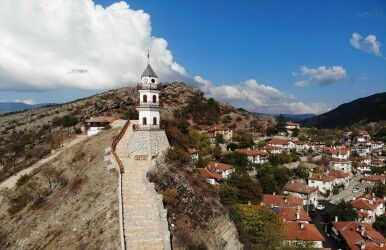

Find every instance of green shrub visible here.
[16,174,31,187]
[165,147,190,164]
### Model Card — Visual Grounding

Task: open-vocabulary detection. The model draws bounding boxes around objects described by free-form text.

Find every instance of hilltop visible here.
[0,82,273,183]
[302,92,386,128]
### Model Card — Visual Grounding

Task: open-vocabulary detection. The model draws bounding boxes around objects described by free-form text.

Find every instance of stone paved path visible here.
[116,123,168,250]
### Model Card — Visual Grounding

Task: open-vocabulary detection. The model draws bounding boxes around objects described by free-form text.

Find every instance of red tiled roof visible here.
[324,147,350,155]
[270,138,289,145]
[279,207,311,222]
[206,125,227,132]
[261,194,303,207]
[308,173,336,182]
[333,221,386,250]
[283,182,318,195]
[330,158,351,163]
[362,175,386,182]
[351,200,378,211]
[263,145,282,151]
[329,170,349,179]
[236,148,268,156]
[85,116,117,123]
[284,221,324,242]
[197,168,222,180]
[207,161,234,171]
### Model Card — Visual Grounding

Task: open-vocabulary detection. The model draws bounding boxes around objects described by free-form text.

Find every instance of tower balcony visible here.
[132,124,165,131]
[137,83,161,90]
[135,101,163,108]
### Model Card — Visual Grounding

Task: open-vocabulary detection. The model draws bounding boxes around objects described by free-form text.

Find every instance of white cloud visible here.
[294,80,310,87]
[14,99,37,105]
[350,32,382,56]
[0,0,186,91]
[194,77,330,114]
[293,65,347,86]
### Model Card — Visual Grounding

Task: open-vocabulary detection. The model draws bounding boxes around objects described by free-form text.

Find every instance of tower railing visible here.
[132,124,165,131]
[137,83,161,90]
[135,100,163,108]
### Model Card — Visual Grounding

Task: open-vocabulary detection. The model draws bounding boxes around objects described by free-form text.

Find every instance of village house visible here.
[269,138,295,151]
[197,161,235,185]
[371,160,385,168]
[236,148,268,164]
[355,146,370,157]
[328,170,349,187]
[285,121,300,136]
[359,155,371,165]
[262,145,283,154]
[283,221,324,248]
[204,125,233,142]
[324,146,350,160]
[277,206,311,223]
[351,194,385,224]
[354,130,371,145]
[329,158,352,173]
[332,221,386,249]
[371,141,385,150]
[261,194,303,208]
[283,181,319,208]
[83,116,118,136]
[197,168,222,185]
[308,138,325,152]
[294,141,310,153]
[361,175,386,185]
[187,148,199,162]
[308,173,336,194]
[357,163,371,174]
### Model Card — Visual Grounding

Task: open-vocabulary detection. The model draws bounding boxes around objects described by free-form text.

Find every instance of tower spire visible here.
[147,50,150,64]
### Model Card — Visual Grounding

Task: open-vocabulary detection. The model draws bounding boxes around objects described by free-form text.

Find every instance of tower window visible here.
[143,94,147,103]
[151,78,155,83]
[153,117,157,125]
[152,95,157,103]
[143,117,147,125]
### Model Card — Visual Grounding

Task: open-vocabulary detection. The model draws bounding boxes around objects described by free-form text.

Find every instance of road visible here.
[0,135,87,189]
[311,200,341,249]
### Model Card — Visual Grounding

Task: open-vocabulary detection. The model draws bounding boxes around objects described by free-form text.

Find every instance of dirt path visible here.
[0,135,87,189]
[116,122,170,250]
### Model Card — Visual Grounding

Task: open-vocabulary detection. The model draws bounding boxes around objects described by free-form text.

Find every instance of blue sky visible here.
[0,0,385,114]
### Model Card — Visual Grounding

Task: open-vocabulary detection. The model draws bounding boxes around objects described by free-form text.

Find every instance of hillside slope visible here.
[0,129,120,249]
[302,92,386,128]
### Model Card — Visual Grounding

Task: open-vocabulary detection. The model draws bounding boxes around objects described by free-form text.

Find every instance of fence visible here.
[111,120,130,173]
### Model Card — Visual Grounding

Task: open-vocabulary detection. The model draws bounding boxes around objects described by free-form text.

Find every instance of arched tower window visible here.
[143,117,147,125]
[143,94,147,103]
[151,78,155,83]
[153,117,157,125]
[152,95,157,103]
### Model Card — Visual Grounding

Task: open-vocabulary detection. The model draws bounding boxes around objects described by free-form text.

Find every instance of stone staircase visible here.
[116,122,170,250]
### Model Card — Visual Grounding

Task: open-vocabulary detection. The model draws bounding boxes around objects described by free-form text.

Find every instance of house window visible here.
[143,117,147,125]
[153,117,157,125]
[152,95,157,103]
[151,78,155,83]
[143,95,147,103]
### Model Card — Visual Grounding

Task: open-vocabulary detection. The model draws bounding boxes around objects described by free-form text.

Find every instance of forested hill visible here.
[302,92,386,128]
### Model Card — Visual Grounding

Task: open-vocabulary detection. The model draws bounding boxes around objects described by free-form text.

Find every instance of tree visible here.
[236,204,284,249]
[275,114,287,135]
[372,181,386,198]
[374,215,386,237]
[215,133,224,144]
[221,152,251,172]
[255,164,291,194]
[332,200,357,221]
[292,127,299,137]
[225,174,263,204]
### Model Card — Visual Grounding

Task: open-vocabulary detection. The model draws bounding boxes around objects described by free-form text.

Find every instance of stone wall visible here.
[127,130,169,158]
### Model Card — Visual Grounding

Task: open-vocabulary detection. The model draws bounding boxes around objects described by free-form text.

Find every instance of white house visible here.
[308,173,336,194]
[294,141,310,153]
[84,116,117,136]
[283,181,319,208]
[324,147,350,160]
[328,170,349,187]
[207,161,235,179]
[205,125,233,142]
[351,194,385,224]
[262,145,283,154]
[188,148,199,162]
[329,158,352,173]
[359,156,371,165]
[269,138,296,151]
[285,121,300,136]
[357,163,371,174]
[236,149,268,164]
[197,167,222,185]
[356,146,370,157]
[371,141,385,150]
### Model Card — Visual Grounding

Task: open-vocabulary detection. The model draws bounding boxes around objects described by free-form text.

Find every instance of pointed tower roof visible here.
[141,64,158,78]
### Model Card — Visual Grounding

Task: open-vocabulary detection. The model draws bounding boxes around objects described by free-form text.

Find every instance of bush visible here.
[162,188,179,207]
[16,174,32,187]
[165,147,190,164]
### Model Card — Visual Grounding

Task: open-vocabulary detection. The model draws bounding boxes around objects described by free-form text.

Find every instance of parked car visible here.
[352,186,360,193]
[317,204,325,210]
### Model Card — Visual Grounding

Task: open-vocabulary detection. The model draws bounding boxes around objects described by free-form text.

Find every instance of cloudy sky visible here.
[0,0,385,114]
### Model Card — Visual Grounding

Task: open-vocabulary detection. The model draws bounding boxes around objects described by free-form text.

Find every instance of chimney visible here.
[291,180,294,183]
[335,216,339,222]
[284,198,288,205]
[215,162,218,167]
[248,201,251,206]
[300,223,305,230]
[296,206,301,220]
[360,226,366,237]
[360,242,366,250]
[273,192,276,195]
[353,196,356,200]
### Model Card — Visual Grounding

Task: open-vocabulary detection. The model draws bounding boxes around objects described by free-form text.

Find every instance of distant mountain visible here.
[302,92,386,128]
[0,102,51,114]
[252,112,316,122]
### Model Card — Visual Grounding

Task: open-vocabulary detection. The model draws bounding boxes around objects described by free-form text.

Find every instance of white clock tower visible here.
[136,62,161,130]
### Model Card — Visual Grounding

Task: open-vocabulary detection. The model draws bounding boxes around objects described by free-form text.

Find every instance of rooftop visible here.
[207,161,234,171]
[236,148,268,156]
[197,168,222,180]
[261,194,303,208]
[283,182,318,195]
[284,221,324,242]
[308,173,336,182]
[141,64,158,78]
